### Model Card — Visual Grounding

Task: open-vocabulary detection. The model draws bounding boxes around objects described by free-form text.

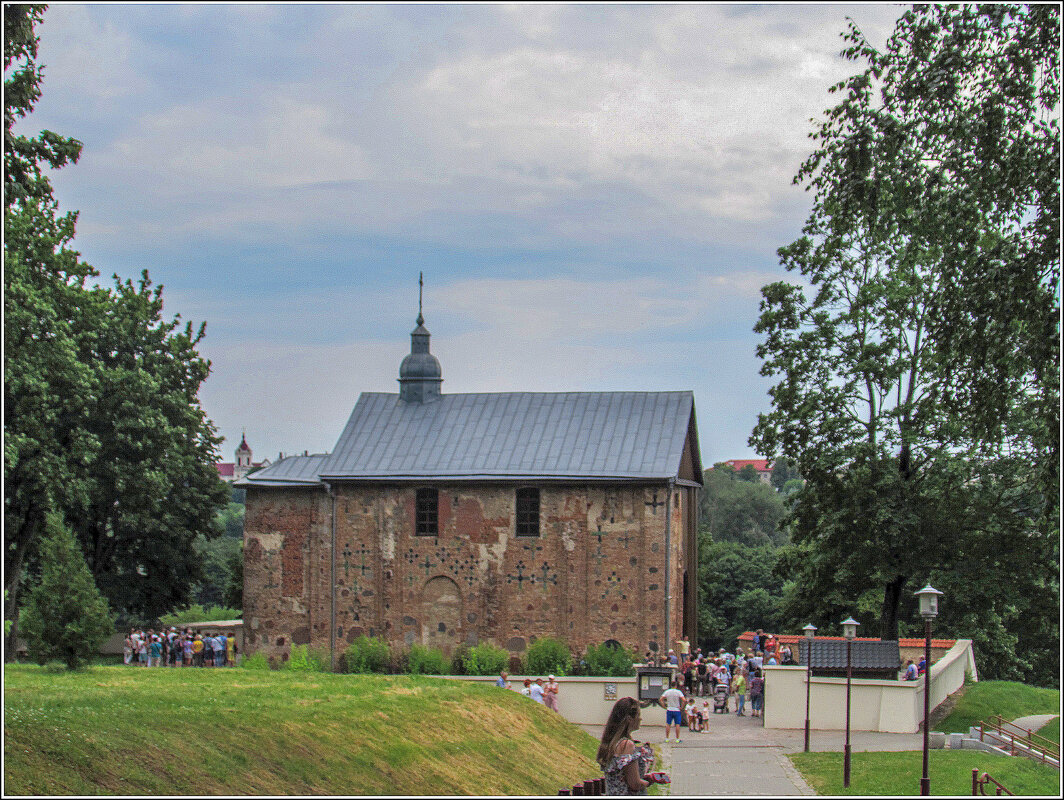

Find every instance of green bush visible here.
[344,635,390,674]
[241,651,271,670]
[461,643,509,676]
[285,644,327,672]
[407,644,447,675]
[583,642,636,677]
[524,636,571,676]
[448,643,469,675]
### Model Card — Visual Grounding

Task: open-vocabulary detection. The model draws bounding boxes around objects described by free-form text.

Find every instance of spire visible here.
[417,271,424,327]
[399,274,442,403]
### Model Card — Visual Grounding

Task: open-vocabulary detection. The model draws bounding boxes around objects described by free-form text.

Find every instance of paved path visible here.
[579,708,924,796]
[1010,714,1058,734]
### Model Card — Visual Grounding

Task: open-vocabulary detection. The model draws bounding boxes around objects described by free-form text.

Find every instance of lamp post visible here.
[915,585,943,796]
[841,616,860,788]
[803,623,817,752]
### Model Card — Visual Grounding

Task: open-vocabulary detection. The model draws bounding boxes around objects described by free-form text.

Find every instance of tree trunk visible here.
[880,575,906,641]
[4,539,29,660]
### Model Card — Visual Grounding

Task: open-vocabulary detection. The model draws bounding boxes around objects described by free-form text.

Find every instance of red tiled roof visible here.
[737,631,956,647]
[720,459,771,472]
[216,463,235,477]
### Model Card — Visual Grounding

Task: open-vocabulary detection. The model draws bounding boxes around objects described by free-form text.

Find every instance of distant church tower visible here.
[234,432,253,479]
[398,272,443,403]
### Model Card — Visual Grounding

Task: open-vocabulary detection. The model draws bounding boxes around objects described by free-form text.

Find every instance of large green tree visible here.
[5,5,227,644]
[4,3,96,650]
[751,4,1058,683]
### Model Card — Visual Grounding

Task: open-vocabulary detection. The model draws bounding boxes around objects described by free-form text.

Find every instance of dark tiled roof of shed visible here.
[318,391,698,481]
[799,639,902,670]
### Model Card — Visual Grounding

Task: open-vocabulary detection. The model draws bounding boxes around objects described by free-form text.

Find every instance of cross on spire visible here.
[417,271,424,326]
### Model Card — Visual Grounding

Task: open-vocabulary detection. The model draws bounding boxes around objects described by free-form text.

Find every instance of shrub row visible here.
[243,636,637,677]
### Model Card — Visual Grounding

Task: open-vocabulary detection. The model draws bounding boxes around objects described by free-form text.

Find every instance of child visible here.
[700,700,712,731]
[685,699,699,732]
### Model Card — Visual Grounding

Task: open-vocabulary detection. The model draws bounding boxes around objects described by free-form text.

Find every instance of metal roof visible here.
[317,391,697,481]
[236,454,330,487]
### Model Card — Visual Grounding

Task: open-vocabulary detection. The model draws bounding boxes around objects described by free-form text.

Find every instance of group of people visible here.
[496,671,561,712]
[123,627,238,667]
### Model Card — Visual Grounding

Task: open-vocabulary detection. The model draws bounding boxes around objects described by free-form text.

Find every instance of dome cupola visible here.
[398,274,442,403]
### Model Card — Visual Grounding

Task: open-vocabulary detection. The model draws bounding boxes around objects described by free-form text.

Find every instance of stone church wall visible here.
[244,482,690,665]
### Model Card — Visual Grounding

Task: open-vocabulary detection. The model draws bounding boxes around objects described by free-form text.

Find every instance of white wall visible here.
[447,675,655,727]
[763,639,977,733]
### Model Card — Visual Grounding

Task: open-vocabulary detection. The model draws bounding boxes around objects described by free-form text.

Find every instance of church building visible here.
[239,309,702,664]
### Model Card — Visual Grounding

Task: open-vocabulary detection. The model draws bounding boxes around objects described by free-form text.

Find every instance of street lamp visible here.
[803,623,817,752]
[841,616,860,788]
[915,584,943,796]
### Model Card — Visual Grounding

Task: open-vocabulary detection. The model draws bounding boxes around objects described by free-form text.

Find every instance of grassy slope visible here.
[790,750,1060,796]
[4,666,600,796]
[937,680,1059,735]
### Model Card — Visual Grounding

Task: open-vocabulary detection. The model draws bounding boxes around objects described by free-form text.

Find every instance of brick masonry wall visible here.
[244,482,691,664]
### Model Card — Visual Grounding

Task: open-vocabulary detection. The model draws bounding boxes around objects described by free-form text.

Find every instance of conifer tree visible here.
[20,513,115,669]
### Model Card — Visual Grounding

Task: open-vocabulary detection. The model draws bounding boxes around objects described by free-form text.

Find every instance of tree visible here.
[751,4,1058,677]
[68,274,228,621]
[19,512,115,669]
[769,459,800,492]
[4,3,96,651]
[5,6,227,643]
[700,467,788,547]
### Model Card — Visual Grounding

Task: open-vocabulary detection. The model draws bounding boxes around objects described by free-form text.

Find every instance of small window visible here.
[516,488,540,537]
[416,488,438,536]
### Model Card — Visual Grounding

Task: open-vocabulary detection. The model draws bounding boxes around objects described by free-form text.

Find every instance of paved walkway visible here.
[1009,714,1058,734]
[578,712,1060,795]
[579,709,924,796]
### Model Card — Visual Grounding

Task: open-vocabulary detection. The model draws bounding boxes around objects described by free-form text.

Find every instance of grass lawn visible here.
[790,750,1060,796]
[1036,718,1060,745]
[936,680,1059,735]
[4,664,603,795]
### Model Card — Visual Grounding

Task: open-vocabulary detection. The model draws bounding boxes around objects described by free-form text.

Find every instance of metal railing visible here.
[971,769,1013,796]
[976,715,1059,768]
[558,777,605,795]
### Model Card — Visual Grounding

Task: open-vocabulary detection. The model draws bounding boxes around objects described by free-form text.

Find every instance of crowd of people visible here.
[495,671,562,712]
[122,627,238,667]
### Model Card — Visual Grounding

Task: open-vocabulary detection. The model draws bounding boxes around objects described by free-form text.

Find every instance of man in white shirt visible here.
[659,679,687,743]
[530,678,545,704]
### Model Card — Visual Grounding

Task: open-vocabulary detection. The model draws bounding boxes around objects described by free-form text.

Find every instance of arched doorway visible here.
[420,575,462,654]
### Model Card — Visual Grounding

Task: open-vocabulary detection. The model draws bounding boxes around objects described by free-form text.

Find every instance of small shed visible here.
[799,639,902,680]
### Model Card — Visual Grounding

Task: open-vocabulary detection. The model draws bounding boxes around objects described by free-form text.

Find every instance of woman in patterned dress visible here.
[596,698,665,795]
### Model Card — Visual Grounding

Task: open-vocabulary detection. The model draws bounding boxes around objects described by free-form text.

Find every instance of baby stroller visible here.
[712,682,730,713]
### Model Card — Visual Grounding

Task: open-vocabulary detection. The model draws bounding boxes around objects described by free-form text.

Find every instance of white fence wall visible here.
[763,639,977,733]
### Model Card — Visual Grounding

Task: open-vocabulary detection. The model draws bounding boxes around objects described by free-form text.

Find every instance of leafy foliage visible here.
[700,466,788,547]
[343,635,391,674]
[750,5,1059,685]
[460,643,509,676]
[19,513,115,669]
[406,644,447,675]
[582,642,635,677]
[284,644,327,672]
[4,6,228,645]
[524,636,572,676]
[698,540,784,648]
[240,651,271,671]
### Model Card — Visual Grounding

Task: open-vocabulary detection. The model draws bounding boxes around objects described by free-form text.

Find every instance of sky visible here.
[18,2,909,467]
